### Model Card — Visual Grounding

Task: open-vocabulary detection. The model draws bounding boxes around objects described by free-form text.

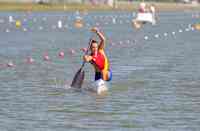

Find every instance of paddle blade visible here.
[71,68,85,88]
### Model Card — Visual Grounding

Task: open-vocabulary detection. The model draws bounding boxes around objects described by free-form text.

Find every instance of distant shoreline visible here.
[0,2,200,12]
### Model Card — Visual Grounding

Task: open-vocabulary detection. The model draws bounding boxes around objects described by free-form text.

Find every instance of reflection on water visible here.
[0,11,200,130]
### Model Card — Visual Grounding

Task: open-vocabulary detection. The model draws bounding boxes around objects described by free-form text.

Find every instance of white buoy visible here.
[9,16,14,23]
[172,32,176,35]
[144,36,149,40]
[112,18,116,24]
[33,18,37,22]
[58,20,62,29]
[188,24,192,29]
[185,28,190,32]
[23,18,27,22]
[164,33,168,36]
[69,49,76,55]
[154,34,159,38]
[42,17,47,21]
[119,41,123,45]
[23,28,27,32]
[39,26,43,30]
[178,29,183,33]
[6,29,10,33]
[126,40,130,44]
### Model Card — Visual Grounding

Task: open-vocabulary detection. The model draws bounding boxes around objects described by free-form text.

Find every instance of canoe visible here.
[88,79,108,95]
[135,12,156,25]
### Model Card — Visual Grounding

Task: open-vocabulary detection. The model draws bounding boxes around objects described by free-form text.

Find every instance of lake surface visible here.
[0,11,200,131]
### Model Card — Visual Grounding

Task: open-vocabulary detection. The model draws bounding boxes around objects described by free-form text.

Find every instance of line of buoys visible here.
[0,14,177,34]
[5,14,131,32]
[0,12,197,70]
[1,12,197,34]
[109,24,194,49]
[0,48,79,68]
[2,24,195,69]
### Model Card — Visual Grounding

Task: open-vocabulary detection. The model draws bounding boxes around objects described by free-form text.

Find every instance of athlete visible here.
[83,27,112,81]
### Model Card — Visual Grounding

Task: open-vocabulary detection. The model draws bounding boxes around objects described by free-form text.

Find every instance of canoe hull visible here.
[89,79,108,94]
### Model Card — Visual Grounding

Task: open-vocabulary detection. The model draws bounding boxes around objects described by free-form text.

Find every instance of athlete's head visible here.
[90,39,98,53]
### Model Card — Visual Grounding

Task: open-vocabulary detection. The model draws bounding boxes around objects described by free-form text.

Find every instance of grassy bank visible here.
[0,2,200,12]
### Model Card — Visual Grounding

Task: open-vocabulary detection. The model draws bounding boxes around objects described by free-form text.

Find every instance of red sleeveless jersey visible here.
[91,51,105,71]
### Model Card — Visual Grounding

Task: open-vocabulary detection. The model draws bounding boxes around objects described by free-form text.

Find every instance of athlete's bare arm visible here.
[91,27,106,50]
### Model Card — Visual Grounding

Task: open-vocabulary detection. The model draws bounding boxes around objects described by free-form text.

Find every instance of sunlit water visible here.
[0,11,200,130]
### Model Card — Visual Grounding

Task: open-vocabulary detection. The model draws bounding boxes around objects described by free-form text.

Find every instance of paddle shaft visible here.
[80,38,93,69]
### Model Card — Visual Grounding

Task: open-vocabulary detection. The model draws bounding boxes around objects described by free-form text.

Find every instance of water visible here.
[0,11,200,131]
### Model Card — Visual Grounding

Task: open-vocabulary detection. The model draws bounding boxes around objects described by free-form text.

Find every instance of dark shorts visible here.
[95,70,112,81]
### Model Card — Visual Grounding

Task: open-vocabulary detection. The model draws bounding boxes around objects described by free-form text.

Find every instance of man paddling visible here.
[83,27,112,82]
[132,2,156,29]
